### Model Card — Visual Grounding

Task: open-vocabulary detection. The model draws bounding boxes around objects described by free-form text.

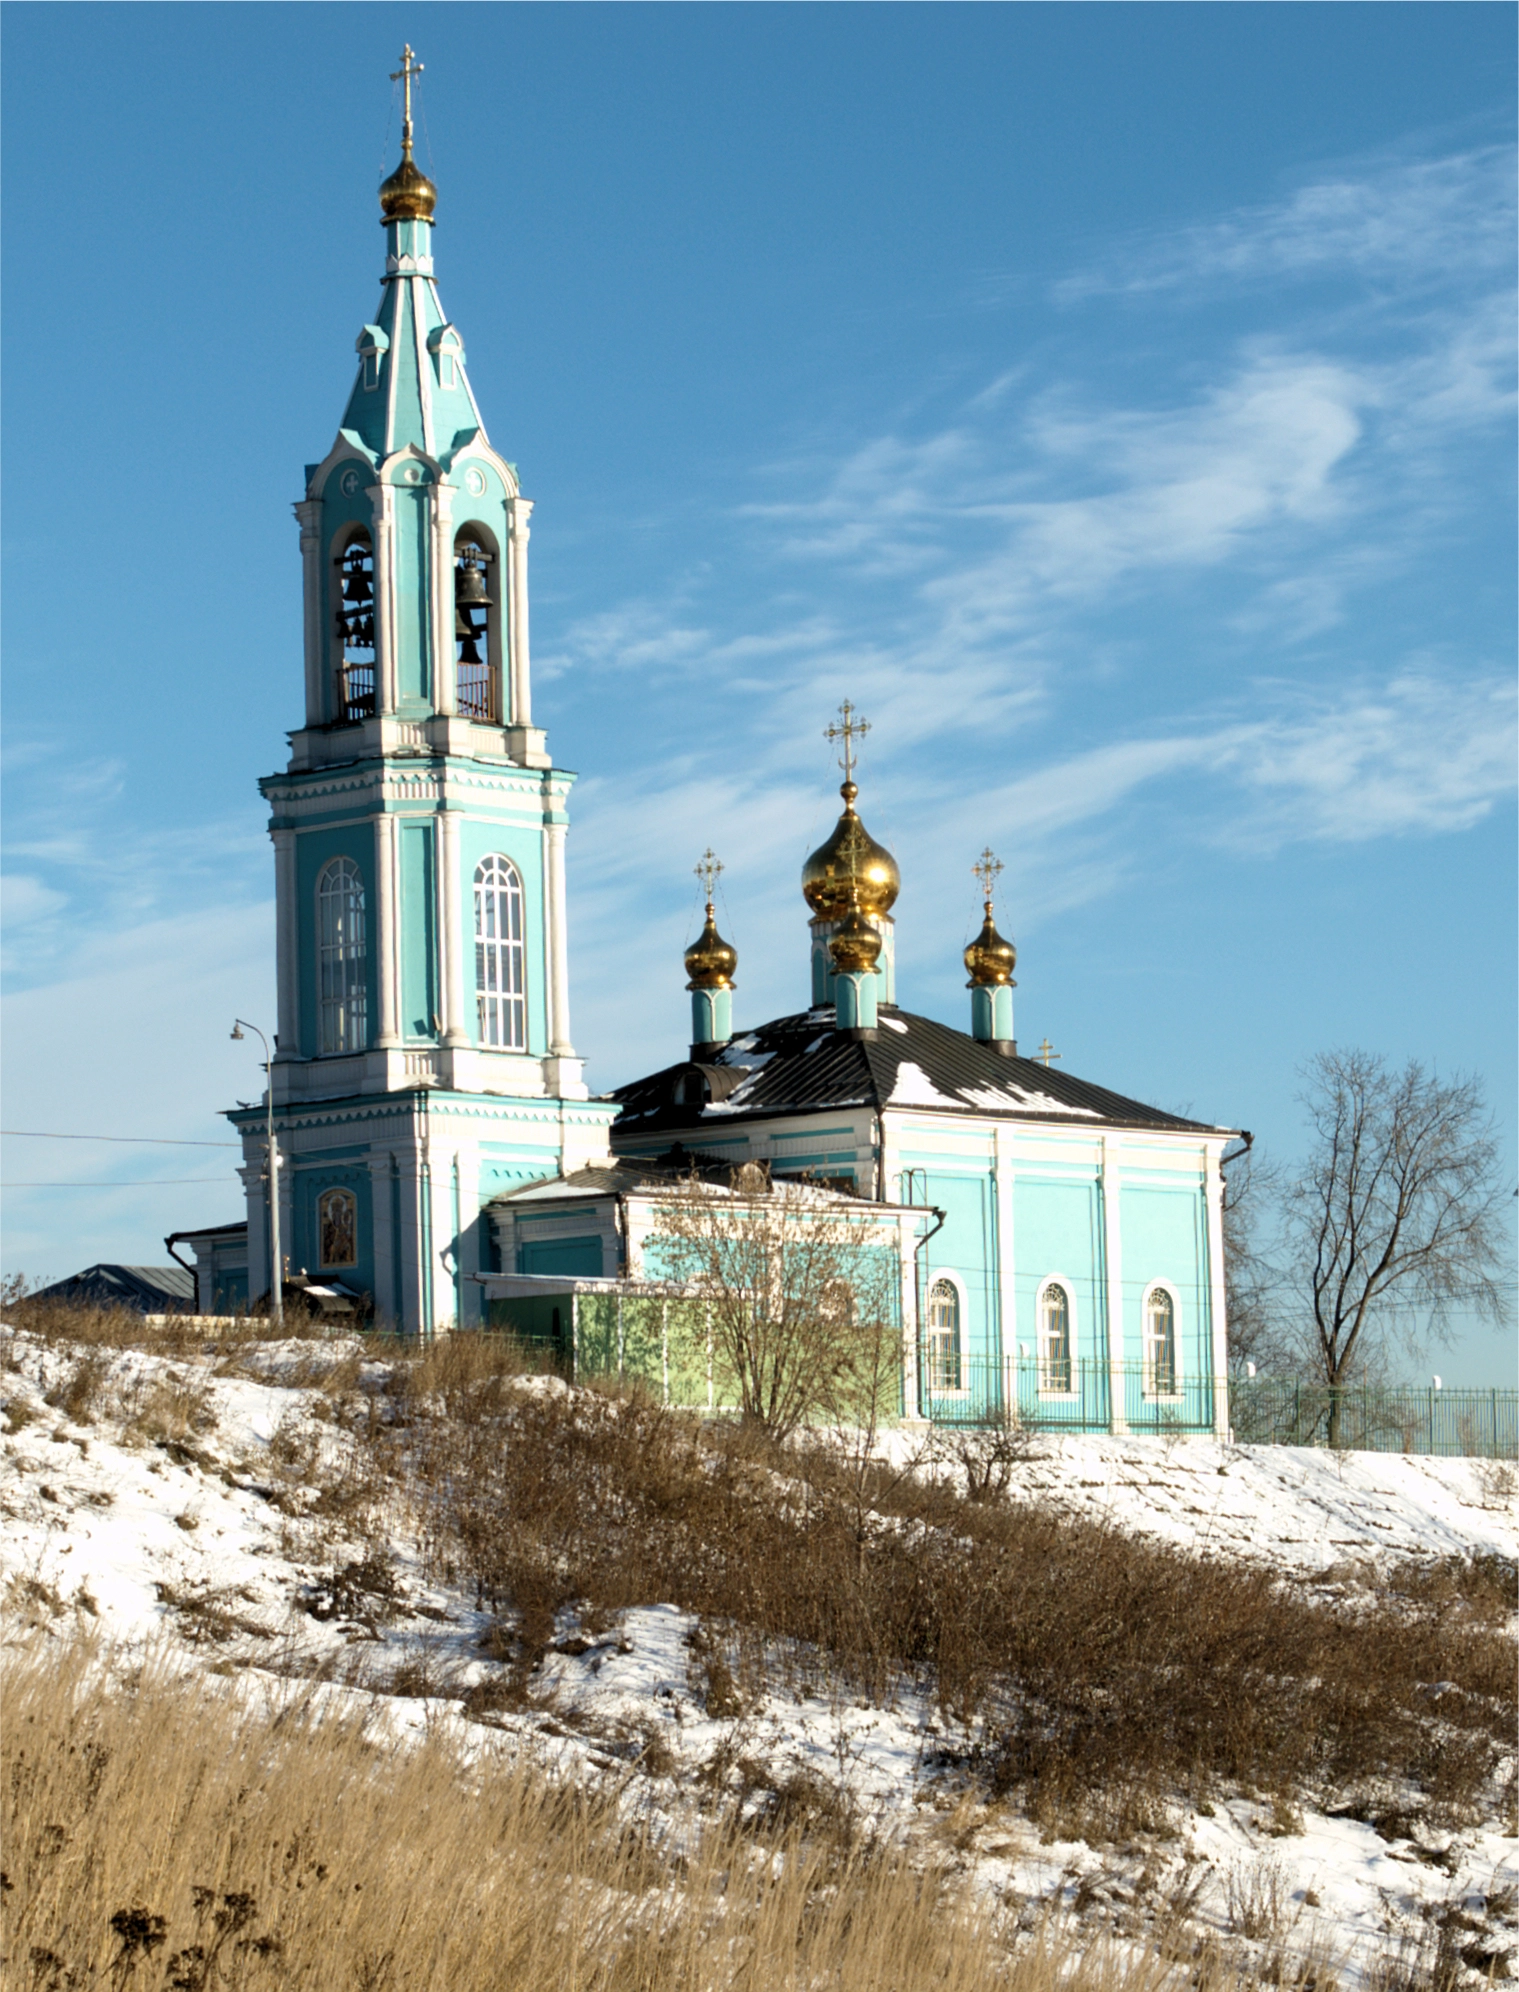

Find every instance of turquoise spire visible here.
[338,102,487,466]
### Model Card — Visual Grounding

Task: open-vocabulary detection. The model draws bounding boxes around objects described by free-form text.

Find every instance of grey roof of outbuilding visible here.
[31,1263,197,1311]
[608,1007,1233,1137]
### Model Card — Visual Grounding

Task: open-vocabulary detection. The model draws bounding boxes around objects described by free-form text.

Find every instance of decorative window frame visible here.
[1035,1274,1079,1400]
[924,1268,969,1398]
[356,323,390,392]
[1141,1280,1183,1401]
[474,854,527,1051]
[428,322,465,389]
[316,856,368,1056]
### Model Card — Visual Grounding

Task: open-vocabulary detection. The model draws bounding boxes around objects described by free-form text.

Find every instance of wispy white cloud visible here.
[1055,144,1516,302]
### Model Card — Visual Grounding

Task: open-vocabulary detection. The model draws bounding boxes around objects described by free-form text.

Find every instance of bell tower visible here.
[228,51,615,1331]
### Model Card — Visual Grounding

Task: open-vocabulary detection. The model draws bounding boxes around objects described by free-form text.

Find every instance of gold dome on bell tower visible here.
[379,47,438,223]
[801,702,900,920]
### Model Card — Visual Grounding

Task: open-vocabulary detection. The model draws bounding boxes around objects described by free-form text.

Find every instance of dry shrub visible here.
[4,1292,326,1358]
[0,1632,1117,1992]
[371,1381,1514,1834]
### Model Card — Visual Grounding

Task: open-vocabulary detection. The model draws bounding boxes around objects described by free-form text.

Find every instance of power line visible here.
[4,1179,233,1188]
[2,1131,239,1148]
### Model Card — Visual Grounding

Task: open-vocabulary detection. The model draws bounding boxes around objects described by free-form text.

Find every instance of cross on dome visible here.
[391,44,424,152]
[694,846,724,912]
[824,701,870,788]
[973,846,1004,907]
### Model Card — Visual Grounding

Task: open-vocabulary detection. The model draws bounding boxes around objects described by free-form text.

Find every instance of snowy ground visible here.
[2,1324,1515,1986]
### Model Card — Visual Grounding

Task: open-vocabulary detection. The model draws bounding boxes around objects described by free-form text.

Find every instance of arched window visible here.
[319,1187,357,1268]
[317,858,367,1054]
[334,534,376,722]
[926,1278,961,1392]
[1039,1281,1073,1395]
[454,533,498,722]
[1145,1286,1178,1397]
[475,855,525,1049]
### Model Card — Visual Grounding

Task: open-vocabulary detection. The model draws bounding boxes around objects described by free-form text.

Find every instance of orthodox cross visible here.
[694,847,723,913]
[1035,1038,1061,1068]
[825,700,870,786]
[972,846,1003,907]
[391,45,424,149]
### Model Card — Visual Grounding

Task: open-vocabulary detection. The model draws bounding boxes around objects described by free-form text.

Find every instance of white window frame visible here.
[924,1271,967,1396]
[474,854,526,1050]
[1142,1281,1182,1401]
[1035,1275,1078,1399]
[316,857,368,1055]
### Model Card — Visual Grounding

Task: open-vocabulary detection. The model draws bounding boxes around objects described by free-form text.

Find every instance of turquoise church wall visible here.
[1012,1176,1104,1358]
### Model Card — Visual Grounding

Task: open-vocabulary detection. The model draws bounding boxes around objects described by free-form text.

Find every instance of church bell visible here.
[455,548,492,608]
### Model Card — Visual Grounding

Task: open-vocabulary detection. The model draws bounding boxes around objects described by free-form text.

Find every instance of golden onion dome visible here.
[684,907,738,990]
[829,899,884,976]
[964,906,1017,987]
[801,783,900,920]
[380,147,437,223]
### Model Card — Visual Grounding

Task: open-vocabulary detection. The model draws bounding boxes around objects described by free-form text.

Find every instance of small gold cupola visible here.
[965,848,1017,1055]
[686,849,737,1056]
[829,893,884,976]
[379,47,438,222]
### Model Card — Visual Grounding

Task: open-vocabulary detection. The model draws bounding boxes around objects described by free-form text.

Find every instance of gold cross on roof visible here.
[824,700,870,785]
[973,846,1003,905]
[391,45,424,148]
[694,847,724,909]
[1035,1038,1061,1068]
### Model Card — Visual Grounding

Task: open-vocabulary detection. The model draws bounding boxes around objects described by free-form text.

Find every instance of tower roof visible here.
[335,54,487,465]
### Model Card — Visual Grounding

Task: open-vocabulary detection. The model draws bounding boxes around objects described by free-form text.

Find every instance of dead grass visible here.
[0,1632,1239,1992]
[361,1371,1514,1838]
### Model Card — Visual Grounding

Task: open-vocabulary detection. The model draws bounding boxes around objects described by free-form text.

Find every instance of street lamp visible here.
[231,1020,283,1328]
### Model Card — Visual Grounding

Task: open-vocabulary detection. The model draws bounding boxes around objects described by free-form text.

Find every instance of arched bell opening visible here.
[453,525,501,723]
[332,530,377,724]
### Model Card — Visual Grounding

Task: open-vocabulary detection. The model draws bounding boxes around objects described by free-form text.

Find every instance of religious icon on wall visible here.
[319,1187,357,1268]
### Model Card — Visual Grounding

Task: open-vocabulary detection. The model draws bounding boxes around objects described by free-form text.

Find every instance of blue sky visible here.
[3,5,1514,1383]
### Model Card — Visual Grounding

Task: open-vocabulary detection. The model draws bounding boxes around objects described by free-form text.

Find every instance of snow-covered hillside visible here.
[3,1324,1515,1988]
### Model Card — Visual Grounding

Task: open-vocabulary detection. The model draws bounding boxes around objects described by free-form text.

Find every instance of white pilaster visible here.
[295,500,324,726]
[544,817,573,1058]
[1101,1133,1127,1434]
[367,1152,398,1328]
[272,828,300,1060]
[240,1160,268,1311]
[994,1123,1017,1407]
[431,482,456,716]
[1205,1144,1231,1436]
[507,497,533,727]
[898,1209,924,1424]
[437,808,468,1046]
[453,1139,481,1326]
[394,1144,427,1335]
[373,812,400,1047]
[371,484,398,713]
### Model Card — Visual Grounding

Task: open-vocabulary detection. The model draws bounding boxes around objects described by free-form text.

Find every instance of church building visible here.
[178,60,1237,1436]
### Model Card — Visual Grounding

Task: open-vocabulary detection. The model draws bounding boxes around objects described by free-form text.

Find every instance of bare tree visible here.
[1221,1138,1286,1374]
[1283,1050,1512,1443]
[650,1171,902,1441]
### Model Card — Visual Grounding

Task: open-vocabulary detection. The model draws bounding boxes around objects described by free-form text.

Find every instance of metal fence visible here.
[917,1356,1219,1436]
[1228,1378,1518,1459]
[915,1355,1518,1456]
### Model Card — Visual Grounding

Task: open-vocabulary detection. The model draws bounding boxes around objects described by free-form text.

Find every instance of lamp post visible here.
[231,1020,283,1328]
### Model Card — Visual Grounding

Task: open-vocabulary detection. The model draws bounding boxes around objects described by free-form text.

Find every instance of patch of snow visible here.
[888,1061,963,1109]
[881,1015,908,1034]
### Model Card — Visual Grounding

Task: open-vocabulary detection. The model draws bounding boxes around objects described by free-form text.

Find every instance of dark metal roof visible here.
[609,1008,1231,1138]
[30,1264,198,1313]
